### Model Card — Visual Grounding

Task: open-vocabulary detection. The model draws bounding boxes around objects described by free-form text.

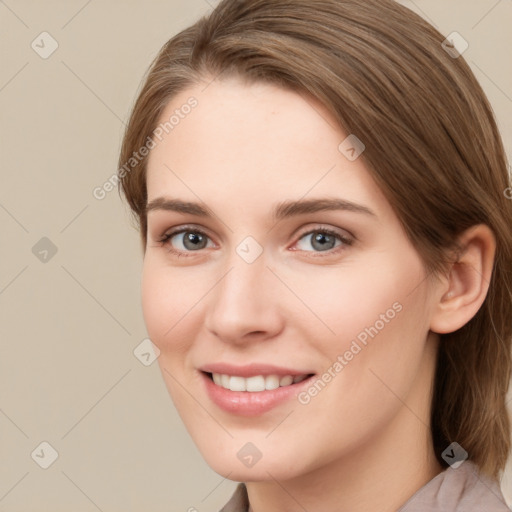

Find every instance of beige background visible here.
[1,1,511,510]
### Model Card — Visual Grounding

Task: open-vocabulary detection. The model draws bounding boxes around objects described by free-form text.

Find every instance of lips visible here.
[198,363,316,416]
[200,362,313,378]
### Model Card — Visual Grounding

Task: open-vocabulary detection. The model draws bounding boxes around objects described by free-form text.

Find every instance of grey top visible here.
[219,461,511,511]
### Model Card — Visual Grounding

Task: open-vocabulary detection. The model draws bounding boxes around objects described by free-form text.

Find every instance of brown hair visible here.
[118,0,512,479]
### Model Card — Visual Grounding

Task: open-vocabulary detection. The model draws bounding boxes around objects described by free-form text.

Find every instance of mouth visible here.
[199,366,316,416]
[204,371,313,392]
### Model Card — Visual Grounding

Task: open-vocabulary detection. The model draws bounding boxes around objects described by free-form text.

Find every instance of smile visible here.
[199,365,316,416]
[210,373,310,392]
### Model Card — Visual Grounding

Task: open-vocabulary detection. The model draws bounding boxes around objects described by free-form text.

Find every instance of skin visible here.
[141,76,495,512]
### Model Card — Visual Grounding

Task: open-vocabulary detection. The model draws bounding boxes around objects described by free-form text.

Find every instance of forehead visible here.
[148,77,341,169]
[145,77,390,220]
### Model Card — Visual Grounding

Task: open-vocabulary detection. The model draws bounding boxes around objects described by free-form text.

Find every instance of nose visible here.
[203,249,284,345]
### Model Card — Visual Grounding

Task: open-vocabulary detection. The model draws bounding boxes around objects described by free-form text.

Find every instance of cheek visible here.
[293,249,430,399]
[310,261,431,414]
[141,256,197,354]
[141,259,166,343]
[281,253,422,348]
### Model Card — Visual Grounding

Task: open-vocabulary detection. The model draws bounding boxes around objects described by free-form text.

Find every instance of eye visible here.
[158,226,214,256]
[293,227,353,254]
[156,225,353,258]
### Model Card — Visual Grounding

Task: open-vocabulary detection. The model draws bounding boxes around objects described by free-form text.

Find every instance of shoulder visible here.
[219,483,249,512]
[218,463,511,512]
[398,461,511,512]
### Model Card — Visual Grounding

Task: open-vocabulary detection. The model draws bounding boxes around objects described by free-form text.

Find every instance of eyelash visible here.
[157,225,353,259]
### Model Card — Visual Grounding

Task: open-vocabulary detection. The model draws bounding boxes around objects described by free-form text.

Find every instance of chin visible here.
[205,456,295,482]
[191,434,312,483]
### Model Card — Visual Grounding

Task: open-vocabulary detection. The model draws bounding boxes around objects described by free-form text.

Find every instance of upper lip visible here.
[199,363,314,378]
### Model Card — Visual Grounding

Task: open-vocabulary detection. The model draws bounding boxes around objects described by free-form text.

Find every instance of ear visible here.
[430,224,496,334]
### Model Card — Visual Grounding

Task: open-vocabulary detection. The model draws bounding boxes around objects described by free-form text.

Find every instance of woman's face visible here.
[142,76,440,481]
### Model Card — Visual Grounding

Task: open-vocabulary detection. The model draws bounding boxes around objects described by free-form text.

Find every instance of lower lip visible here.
[201,372,315,416]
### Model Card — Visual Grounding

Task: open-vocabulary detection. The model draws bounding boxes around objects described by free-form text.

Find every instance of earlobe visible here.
[430,224,496,334]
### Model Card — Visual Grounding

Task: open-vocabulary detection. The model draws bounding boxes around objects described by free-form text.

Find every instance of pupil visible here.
[185,232,204,249]
[313,232,334,251]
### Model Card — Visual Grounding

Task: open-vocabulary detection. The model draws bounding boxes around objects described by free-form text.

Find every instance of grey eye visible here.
[296,231,342,252]
[170,230,211,251]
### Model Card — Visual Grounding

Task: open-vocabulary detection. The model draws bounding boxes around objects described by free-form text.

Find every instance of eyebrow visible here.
[145,196,377,221]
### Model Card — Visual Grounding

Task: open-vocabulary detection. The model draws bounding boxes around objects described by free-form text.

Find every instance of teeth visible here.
[229,376,246,392]
[211,373,309,392]
[265,375,280,390]
[246,375,265,392]
[280,375,294,386]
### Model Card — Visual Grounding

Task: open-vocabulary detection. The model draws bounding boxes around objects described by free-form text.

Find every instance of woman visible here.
[117,0,512,510]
